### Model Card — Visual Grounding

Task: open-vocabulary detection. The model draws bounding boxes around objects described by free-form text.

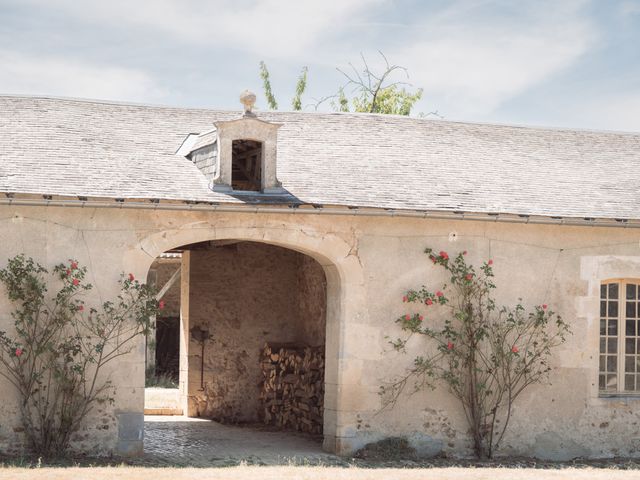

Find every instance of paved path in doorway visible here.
[144,416,342,467]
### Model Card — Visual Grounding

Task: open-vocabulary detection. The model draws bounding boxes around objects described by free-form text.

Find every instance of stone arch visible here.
[126,220,364,453]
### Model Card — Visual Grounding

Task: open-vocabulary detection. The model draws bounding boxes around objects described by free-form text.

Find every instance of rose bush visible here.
[382,248,571,459]
[0,255,159,457]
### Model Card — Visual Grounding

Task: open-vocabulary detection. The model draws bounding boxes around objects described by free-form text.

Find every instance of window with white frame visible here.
[599,280,640,394]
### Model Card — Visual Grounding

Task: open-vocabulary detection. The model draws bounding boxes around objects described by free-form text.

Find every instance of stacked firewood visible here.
[259,343,324,435]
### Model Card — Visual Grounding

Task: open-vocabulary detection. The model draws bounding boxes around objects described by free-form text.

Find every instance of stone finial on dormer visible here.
[240,90,257,116]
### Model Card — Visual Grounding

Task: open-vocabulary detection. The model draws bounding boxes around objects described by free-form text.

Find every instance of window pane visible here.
[607,355,617,372]
[627,319,636,336]
[609,283,619,299]
[608,320,618,335]
[600,355,606,371]
[607,374,617,389]
[626,374,635,391]
[627,302,637,319]
[626,356,635,372]
[627,284,637,300]
[600,337,606,353]
[627,337,636,354]
[601,284,607,299]
[609,301,619,317]
[601,301,607,317]
[599,374,606,389]
[608,338,618,353]
[609,283,618,299]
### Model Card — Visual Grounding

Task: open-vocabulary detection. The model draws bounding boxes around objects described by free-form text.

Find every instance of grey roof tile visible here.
[0,95,639,220]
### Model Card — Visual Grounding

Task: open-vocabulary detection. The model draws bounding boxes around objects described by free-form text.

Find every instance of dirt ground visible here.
[2,466,640,480]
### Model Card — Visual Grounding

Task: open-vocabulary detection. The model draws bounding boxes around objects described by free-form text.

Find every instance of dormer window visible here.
[182,90,283,195]
[231,140,262,192]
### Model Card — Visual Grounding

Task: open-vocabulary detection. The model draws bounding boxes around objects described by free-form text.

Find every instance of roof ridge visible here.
[2,93,640,136]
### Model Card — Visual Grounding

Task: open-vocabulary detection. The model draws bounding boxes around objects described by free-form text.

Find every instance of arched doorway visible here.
[133,226,346,457]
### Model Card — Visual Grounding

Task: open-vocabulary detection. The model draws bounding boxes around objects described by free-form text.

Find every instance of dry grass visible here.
[1,466,639,480]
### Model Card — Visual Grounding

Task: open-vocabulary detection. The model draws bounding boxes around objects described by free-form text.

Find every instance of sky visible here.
[1,0,640,132]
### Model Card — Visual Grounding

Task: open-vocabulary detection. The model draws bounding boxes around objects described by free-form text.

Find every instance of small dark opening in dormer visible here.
[232,139,262,192]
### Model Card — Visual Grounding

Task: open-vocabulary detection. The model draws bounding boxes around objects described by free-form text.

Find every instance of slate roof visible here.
[1,95,639,221]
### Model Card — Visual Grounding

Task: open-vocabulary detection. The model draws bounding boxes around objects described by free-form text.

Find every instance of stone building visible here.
[0,93,639,459]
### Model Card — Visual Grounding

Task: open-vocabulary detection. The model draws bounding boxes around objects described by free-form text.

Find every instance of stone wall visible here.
[297,255,327,346]
[0,204,639,459]
[186,242,327,423]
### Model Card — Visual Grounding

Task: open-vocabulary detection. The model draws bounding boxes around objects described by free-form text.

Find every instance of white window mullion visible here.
[618,281,626,393]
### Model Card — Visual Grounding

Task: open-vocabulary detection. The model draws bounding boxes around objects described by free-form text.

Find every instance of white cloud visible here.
[572,91,640,132]
[391,0,598,117]
[0,50,167,102]
[15,0,385,58]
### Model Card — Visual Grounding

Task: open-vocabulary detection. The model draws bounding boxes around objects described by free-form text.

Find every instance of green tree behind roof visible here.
[258,52,424,116]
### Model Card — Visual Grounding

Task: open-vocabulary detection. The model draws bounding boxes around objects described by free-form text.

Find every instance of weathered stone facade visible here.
[0,205,639,460]
[185,242,326,422]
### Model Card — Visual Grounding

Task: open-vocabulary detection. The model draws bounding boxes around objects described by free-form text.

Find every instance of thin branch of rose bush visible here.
[381,248,571,459]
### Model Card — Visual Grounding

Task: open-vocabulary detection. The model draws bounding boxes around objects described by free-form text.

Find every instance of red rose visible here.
[447,342,454,350]
[542,304,548,310]
[465,274,473,281]
[463,250,468,255]
[404,314,410,321]
[128,273,135,282]
[436,291,444,298]
[488,259,493,265]
[71,261,78,270]
[15,348,23,357]
[419,315,424,322]
[402,296,408,303]
[439,251,449,260]
[511,345,519,353]
[159,300,166,310]
[72,278,80,286]
[429,255,437,264]
[65,269,71,276]
[77,305,84,312]
[425,298,433,306]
